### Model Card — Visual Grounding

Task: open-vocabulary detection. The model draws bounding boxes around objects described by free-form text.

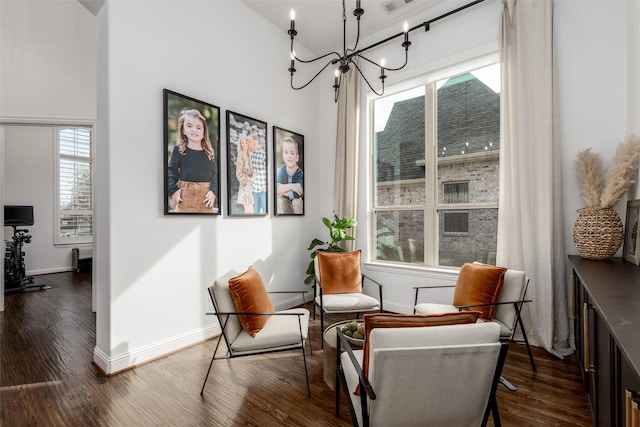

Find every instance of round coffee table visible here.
[323,320,364,391]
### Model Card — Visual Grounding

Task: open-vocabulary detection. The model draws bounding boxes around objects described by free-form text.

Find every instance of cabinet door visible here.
[619,353,640,427]
[594,312,613,427]
[574,272,588,381]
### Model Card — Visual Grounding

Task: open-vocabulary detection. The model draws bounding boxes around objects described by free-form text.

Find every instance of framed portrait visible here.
[623,199,640,265]
[163,89,220,215]
[163,89,221,215]
[273,126,304,216]
[226,111,269,216]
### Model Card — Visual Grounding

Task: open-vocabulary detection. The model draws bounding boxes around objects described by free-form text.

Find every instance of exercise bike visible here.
[4,205,51,294]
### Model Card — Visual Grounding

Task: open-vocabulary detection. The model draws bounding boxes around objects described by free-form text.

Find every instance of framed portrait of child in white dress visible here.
[226,110,269,216]
[273,126,304,216]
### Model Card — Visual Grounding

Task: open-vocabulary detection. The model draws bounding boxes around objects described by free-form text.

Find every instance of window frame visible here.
[368,60,500,268]
[54,125,94,246]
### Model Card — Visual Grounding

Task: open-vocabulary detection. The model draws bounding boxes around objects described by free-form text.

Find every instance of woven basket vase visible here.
[573,206,624,260]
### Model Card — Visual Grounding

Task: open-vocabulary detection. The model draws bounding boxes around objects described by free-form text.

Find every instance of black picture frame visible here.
[273,126,304,216]
[226,111,269,216]
[623,199,640,265]
[163,89,221,215]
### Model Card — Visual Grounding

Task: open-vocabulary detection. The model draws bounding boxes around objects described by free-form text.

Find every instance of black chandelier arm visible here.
[351,61,384,96]
[291,59,336,91]
[291,44,342,65]
[354,48,409,73]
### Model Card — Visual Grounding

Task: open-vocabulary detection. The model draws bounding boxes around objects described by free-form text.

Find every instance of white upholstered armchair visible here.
[201,267,311,396]
[313,250,383,333]
[336,316,508,427]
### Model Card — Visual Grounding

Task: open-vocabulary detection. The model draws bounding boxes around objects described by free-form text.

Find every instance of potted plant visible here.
[304,213,357,285]
[573,134,640,259]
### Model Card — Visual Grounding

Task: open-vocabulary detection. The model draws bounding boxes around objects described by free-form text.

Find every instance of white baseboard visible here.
[93,323,221,375]
[29,267,75,276]
[92,293,310,375]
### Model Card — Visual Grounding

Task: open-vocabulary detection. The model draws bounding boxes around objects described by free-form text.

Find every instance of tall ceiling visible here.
[240,0,475,55]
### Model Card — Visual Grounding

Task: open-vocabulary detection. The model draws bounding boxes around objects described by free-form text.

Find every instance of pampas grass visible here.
[574,148,603,208]
[601,135,640,207]
[574,135,640,208]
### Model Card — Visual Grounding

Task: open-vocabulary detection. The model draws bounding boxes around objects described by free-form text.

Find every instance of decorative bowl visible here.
[341,321,365,346]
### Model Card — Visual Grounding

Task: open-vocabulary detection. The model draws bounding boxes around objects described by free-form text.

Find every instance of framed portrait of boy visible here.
[226,110,269,216]
[623,199,640,265]
[273,126,304,216]
[163,89,221,215]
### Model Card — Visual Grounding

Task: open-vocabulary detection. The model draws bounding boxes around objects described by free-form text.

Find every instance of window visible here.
[443,211,469,234]
[371,62,500,267]
[443,182,469,204]
[55,126,93,245]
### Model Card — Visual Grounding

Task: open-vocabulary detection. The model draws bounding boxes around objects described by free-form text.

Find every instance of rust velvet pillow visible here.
[453,263,507,321]
[355,311,481,395]
[316,250,362,295]
[228,266,275,337]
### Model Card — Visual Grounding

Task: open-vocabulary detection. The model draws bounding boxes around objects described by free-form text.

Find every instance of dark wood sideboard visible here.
[569,255,640,426]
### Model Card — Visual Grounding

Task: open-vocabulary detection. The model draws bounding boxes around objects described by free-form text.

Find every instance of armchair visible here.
[336,318,508,427]
[200,267,312,396]
[313,250,383,333]
[413,262,536,372]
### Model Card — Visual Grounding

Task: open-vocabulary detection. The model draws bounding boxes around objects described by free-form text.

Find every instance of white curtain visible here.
[498,0,572,356]
[334,67,361,250]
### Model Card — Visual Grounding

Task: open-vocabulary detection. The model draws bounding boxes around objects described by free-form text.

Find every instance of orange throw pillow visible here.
[453,263,507,321]
[355,311,481,395]
[228,266,275,337]
[316,250,362,295]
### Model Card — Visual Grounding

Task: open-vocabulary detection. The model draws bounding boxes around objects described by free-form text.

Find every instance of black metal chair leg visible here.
[514,305,537,372]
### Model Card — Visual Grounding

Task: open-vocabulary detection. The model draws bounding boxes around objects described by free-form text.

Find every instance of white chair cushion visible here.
[414,302,457,315]
[212,270,243,343]
[369,322,500,349]
[315,293,380,312]
[368,343,500,426]
[231,308,309,353]
[340,350,365,427]
[494,269,526,330]
[415,302,513,337]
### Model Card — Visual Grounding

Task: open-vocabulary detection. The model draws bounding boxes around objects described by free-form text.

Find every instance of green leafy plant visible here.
[304,213,357,285]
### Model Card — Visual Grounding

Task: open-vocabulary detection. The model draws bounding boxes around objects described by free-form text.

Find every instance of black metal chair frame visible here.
[413,280,537,373]
[334,327,509,427]
[200,289,312,396]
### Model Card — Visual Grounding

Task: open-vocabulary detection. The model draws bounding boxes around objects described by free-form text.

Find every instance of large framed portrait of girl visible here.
[273,126,304,216]
[163,89,221,215]
[226,111,269,216]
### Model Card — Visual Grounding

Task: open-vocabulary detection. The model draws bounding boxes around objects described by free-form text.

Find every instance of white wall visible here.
[95,0,335,372]
[0,0,97,277]
[0,0,96,120]
[629,0,640,169]
[2,125,73,274]
[556,0,630,253]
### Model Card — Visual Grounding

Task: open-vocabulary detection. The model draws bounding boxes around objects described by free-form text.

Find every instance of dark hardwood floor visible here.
[1,272,592,426]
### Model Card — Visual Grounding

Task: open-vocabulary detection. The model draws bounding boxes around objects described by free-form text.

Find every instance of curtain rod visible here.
[348,0,486,60]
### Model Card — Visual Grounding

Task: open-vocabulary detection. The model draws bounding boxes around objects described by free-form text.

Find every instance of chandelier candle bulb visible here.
[290,9,295,31]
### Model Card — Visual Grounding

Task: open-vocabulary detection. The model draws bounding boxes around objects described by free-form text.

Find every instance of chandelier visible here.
[288,0,486,102]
